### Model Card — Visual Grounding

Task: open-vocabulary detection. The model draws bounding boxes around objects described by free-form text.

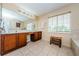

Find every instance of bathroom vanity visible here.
[0,31,42,55]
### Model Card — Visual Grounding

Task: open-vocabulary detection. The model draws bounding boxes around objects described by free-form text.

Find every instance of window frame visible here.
[48,12,71,33]
[26,23,35,31]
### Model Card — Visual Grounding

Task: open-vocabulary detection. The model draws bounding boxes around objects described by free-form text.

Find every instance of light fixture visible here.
[2,8,29,21]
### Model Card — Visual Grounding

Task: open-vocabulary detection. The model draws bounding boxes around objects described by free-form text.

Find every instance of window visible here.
[26,23,35,31]
[48,13,71,32]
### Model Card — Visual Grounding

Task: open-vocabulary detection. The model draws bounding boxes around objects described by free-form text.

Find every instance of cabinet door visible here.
[31,32,40,42]
[34,32,39,40]
[38,32,42,39]
[0,35,1,54]
[4,34,17,52]
[18,33,27,47]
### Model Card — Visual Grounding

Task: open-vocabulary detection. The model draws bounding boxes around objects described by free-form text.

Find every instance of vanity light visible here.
[23,12,26,14]
[18,9,21,12]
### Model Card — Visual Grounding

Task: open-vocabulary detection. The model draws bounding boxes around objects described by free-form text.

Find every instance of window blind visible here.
[48,12,71,32]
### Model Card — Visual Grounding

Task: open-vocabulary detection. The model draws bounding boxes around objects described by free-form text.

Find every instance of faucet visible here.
[16,30,17,32]
[0,27,5,33]
[0,27,3,33]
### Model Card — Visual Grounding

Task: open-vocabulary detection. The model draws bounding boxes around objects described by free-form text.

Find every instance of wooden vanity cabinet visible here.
[38,32,42,39]
[31,32,38,42]
[31,32,42,42]
[0,35,1,55]
[17,33,27,47]
[0,34,17,55]
[0,31,42,55]
[0,33,27,55]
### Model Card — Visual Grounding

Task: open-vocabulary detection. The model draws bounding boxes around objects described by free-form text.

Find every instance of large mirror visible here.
[1,4,36,33]
[0,3,2,33]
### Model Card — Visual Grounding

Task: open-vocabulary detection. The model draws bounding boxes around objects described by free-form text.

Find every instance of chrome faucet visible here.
[0,27,5,33]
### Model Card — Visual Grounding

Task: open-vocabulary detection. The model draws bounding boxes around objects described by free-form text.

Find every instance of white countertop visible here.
[0,31,41,34]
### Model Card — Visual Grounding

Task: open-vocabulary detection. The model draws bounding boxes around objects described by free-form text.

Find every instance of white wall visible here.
[37,4,79,48]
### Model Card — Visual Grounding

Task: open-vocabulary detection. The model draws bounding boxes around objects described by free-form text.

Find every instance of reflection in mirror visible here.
[26,23,35,31]
[0,3,2,33]
[1,7,29,33]
[0,3,2,26]
[1,4,36,33]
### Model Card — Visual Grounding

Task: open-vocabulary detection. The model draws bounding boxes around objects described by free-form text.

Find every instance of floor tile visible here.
[4,40,74,56]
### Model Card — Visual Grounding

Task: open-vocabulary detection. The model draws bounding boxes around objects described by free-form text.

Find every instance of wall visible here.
[37,4,79,48]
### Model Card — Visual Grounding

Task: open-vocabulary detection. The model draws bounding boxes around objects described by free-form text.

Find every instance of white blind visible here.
[48,13,71,32]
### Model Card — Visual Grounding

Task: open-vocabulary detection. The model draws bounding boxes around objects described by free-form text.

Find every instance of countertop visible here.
[0,31,41,35]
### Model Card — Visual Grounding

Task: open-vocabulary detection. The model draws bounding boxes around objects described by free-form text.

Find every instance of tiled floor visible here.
[4,40,73,56]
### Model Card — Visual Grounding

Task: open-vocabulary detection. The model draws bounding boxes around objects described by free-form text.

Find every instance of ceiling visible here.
[16,3,70,16]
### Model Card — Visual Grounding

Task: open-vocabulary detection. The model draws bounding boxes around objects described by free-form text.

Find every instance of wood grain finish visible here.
[38,32,42,39]
[0,31,42,55]
[0,35,1,55]
[50,36,62,48]
[18,33,27,47]
[31,32,42,42]
[3,34,17,52]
